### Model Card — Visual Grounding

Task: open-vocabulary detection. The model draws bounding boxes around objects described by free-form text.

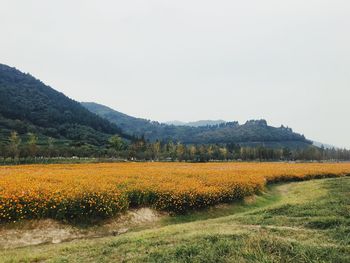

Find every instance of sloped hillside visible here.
[0,64,128,146]
[83,102,312,148]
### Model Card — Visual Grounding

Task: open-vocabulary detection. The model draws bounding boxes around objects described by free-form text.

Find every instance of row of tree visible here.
[113,136,350,162]
[1,132,349,162]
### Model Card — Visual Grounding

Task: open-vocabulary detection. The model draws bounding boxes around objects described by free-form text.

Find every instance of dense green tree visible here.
[176,143,186,161]
[27,132,38,157]
[8,131,21,159]
[108,135,124,152]
[282,147,291,160]
[152,140,161,160]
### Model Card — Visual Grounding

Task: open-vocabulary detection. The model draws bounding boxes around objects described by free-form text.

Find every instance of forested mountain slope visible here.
[82,102,312,148]
[0,64,128,146]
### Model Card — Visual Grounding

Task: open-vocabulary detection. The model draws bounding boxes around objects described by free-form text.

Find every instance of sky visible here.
[1,0,349,148]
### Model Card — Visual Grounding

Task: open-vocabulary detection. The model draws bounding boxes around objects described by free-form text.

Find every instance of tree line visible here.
[1,132,349,163]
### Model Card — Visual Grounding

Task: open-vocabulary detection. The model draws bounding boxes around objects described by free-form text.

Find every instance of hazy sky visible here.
[1,1,349,148]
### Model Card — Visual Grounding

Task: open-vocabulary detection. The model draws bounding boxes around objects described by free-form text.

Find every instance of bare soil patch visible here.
[0,208,165,249]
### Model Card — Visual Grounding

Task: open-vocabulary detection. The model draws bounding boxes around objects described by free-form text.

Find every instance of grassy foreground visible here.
[0,177,349,262]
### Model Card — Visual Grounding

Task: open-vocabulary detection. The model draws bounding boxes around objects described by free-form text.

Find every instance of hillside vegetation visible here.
[0,64,128,147]
[82,102,312,148]
[1,177,349,262]
[1,64,349,163]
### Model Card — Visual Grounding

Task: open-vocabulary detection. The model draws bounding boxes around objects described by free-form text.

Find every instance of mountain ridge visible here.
[0,63,314,150]
[82,102,312,148]
[0,64,130,146]
[166,120,226,127]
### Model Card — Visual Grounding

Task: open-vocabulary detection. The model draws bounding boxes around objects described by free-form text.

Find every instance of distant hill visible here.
[312,141,337,149]
[166,120,226,127]
[165,120,187,126]
[81,102,166,138]
[82,102,312,148]
[0,64,129,146]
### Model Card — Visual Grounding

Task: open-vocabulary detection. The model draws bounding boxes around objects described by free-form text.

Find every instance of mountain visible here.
[312,141,337,149]
[166,120,226,127]
[165,120,187,126]
[82,102,312,148]
[0,64,129,146]
[81,102,166,137]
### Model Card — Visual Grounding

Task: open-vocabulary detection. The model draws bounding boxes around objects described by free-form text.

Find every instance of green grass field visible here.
[1,177,349,262]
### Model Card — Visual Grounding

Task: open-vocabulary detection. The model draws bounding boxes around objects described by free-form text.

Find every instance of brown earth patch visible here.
[0,208,165,249]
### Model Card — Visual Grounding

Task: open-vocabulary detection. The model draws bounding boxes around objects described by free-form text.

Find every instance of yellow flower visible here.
[0,162,349,222]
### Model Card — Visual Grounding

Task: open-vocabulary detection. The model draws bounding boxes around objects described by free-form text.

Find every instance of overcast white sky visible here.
[1,0,349,148]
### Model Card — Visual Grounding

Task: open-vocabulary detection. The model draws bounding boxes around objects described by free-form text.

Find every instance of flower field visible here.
[0,162,350,223]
